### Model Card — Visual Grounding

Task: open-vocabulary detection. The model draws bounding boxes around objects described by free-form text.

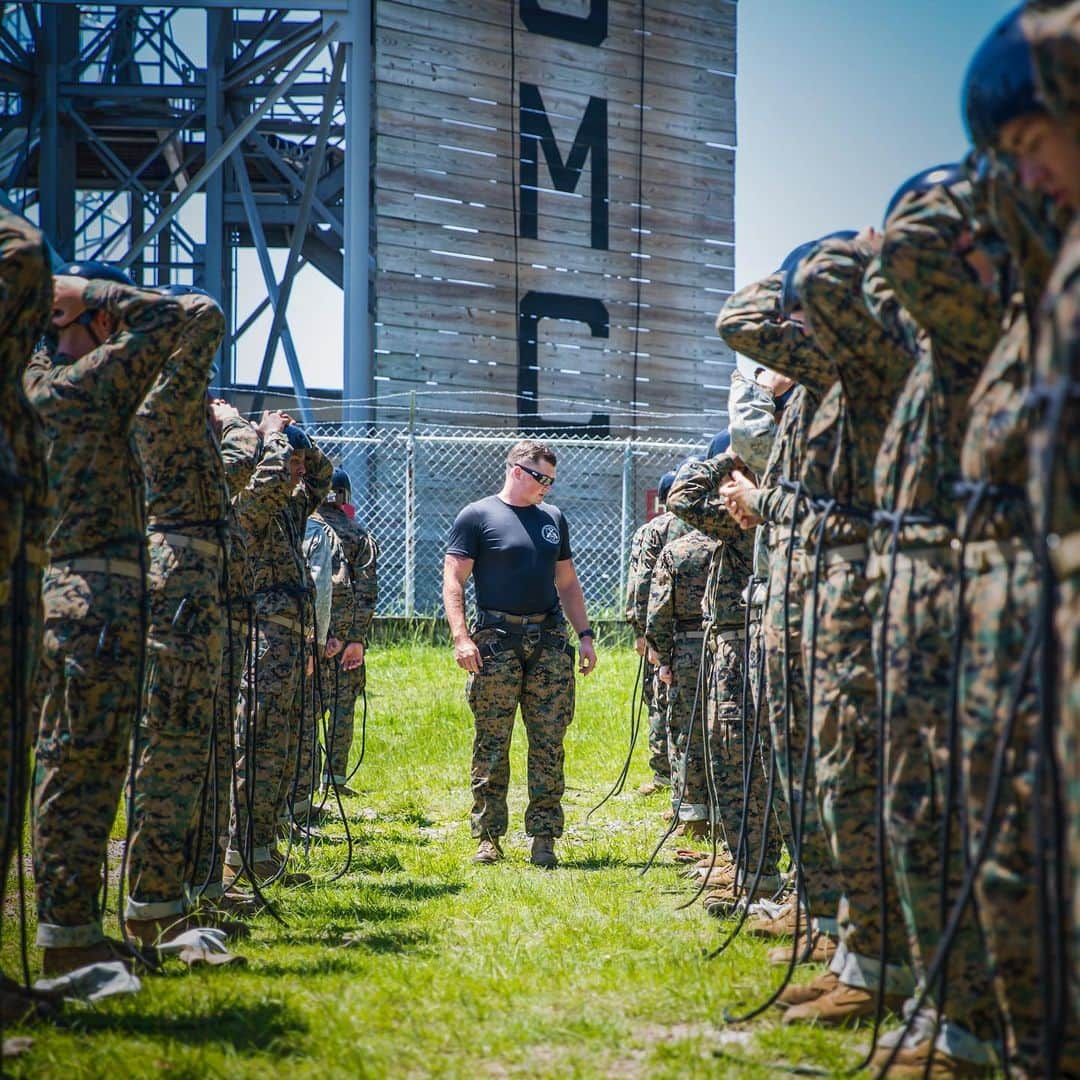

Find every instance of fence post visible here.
[404,393,416,617]
[619,436,633,607]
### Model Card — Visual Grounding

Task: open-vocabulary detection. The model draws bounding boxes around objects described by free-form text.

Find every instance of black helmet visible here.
[884,163,966,223]
[656,470,676,504]
[58,261,136,287]
[962,5,1042,150]
[284,424,312,452]
[780,230,858,315]
[330,466,352,504]
[707,429,731,458]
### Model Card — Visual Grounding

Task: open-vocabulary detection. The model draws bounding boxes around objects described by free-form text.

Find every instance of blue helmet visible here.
[284,424,312,452]
[884,163,966,223]
[707,429,731,458]
[330,466,352,503]
[58,261,135,287]
[656,470,676,504]
[779,231,858,315]
[962,5,1042,151]
[158,283,212,299]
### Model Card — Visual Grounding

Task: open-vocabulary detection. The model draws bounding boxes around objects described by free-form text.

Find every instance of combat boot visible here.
[530,835,557,868]
[473,838,503,865]
[40,937,136,977]
[673,819,712,841]
[869,1040,997,1077]
[782,980,906,1026]
[636,779,668,796]
[767,929,838,966]
[746,903,799,938]
[776,971,841,1008]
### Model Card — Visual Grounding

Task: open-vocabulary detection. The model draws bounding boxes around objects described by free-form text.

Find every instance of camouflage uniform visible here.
[875,183,1006,1053]
[225,440,331,869]
[0,209,51,905]
[312,503,378,787]
[645,530,715,821]
[795,236,915,996]
[627,512,690,786]
[1024,0,1080,1034]
[197,420,293,894]
[125,293,229,923]
[25,281,183,948]
[467,614,575,840]
[667,459,781,878]
[718,273,845,929]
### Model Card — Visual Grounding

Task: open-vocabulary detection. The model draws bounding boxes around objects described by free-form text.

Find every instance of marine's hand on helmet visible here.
[719,469,763,529]
[256,410,289,438]
[51,275,90,328]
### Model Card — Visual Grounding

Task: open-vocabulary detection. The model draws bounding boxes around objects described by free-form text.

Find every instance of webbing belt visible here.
[962,536,1032,573]
[51,557,142,580]
[263,612,303,635]
[150,531,223,559]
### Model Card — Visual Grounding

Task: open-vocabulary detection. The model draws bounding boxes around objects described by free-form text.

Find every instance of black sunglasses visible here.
[513,461,555,487]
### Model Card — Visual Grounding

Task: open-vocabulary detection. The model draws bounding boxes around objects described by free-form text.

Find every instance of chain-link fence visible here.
[308,423,701,618]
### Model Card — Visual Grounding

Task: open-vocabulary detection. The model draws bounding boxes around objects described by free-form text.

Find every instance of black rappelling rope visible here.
[586,649,646,821]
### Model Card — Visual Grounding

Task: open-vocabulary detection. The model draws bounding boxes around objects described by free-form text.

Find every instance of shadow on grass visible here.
[72,999,306,1054]
[557,853,630,871]
[252,953,360,977]
[350,852,404,873]
[341,926,433,954]
[372,880,464,902]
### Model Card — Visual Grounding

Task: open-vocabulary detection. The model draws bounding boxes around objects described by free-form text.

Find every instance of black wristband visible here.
[578,628,595,640]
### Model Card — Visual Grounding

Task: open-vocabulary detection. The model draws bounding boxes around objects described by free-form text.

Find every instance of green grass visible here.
[3,642,876,1078]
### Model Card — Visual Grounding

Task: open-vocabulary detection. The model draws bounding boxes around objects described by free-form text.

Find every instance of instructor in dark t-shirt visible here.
[443,439,597,868]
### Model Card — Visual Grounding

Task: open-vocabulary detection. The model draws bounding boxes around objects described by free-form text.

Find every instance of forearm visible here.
[557,578,590,635]
[443,574,471,640]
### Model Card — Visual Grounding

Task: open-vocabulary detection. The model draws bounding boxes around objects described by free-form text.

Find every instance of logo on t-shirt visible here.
[541,523,561,546]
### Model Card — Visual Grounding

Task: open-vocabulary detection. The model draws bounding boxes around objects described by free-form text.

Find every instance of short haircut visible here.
[507,438,557,468]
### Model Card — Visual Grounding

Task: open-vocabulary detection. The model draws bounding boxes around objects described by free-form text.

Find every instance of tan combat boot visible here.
[40,937,135,977]
[767,929,838,966]
[776,970,841,1008]
[530,835,557,868]
[869,1039,997,1078]
[782,980,906,1026]
[746,903,800,938]
[473,838,503,865]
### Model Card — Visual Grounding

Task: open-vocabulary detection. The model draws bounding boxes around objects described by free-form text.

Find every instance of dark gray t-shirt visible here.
[446,495,572,615]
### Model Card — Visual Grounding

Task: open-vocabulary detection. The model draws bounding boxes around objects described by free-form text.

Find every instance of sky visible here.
[735,0,1016,288]
[233,0,1019,393]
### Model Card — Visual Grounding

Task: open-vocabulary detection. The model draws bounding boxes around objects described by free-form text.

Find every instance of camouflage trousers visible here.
[34,567,143,947]
[642,663,671,785]
[869,546,994,1046]
[193,613,250,899]
[809,550,910,994]
[706,628,783,877]
[1,546,41,903]
[288,645,322,817]
[764,544,843,933]
[960,543,1080,1070]
[227,615,301,866]
[320,656,366,787]
[126,537,224,919]
[467,622,575,839]
[666,633,709,819]
[1059,567,1080,1033]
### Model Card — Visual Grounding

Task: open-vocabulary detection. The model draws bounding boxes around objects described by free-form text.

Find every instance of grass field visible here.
[3,641,880,1078]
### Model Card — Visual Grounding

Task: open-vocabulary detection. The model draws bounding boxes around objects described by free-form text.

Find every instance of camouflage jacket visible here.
[666,454,755,624]
[717,274,835,531]
[0,208,51,584]
[133,293,230,541]
[310,503,379,643]
[960,300,1037,542]
[727,369,777,476]
[220,420,295,604]
[248,440,333,618]
[624,519,651,624]
[875,184,1004,548]
[627,510,692,635]
[795,236,920,544]
[645,529,717,664]
[24,282,185,563]
[1030,214,1080,546]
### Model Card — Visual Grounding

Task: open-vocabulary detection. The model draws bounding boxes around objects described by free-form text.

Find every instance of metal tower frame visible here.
[1,0,372,423]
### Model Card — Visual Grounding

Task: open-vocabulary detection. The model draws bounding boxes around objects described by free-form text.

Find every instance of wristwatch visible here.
[578,628,595,640]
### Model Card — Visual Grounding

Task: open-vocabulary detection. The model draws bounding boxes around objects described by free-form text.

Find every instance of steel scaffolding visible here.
[1,0,372,423]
